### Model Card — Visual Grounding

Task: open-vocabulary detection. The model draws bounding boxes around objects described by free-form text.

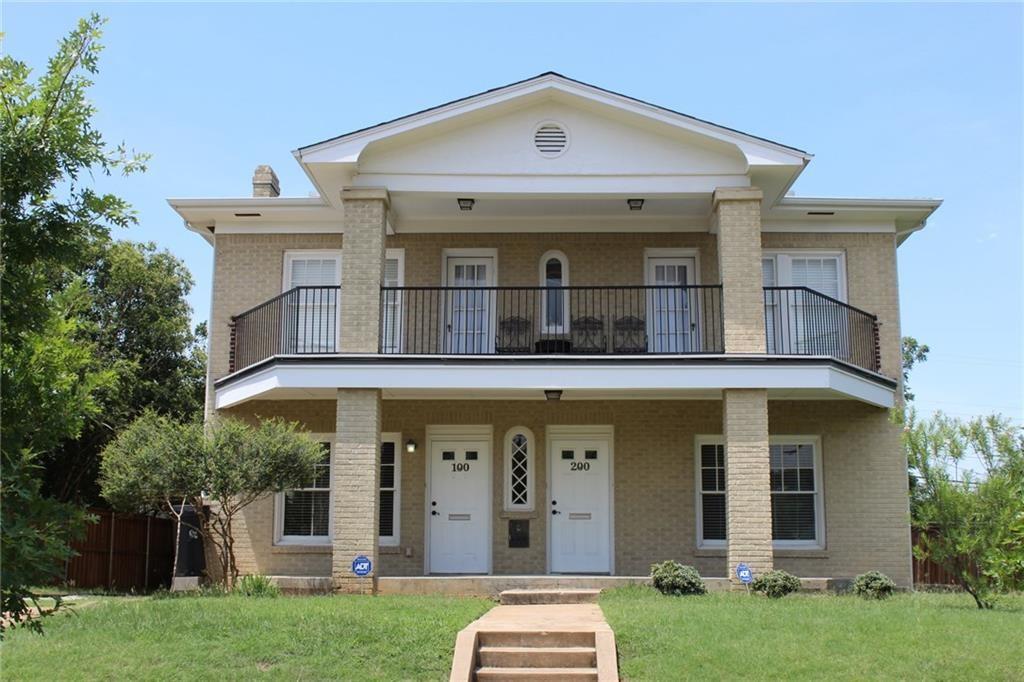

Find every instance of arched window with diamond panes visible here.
[504,427,535,511]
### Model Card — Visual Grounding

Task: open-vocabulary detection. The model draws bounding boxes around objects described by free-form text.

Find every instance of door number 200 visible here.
[451,462,471,472]
[570,461,590,472]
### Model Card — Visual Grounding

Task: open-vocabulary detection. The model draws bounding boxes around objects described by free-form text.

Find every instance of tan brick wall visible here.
[762,232,902,380]
[332,389,382,593]
[219,398,910,586]
[386,232,719,287]
[723,389,773,582]
[339,191,387,353]
[206,233,343,415]
[714,188,767,353]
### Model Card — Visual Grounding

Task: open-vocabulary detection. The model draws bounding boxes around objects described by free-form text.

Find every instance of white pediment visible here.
[356,99,749,179]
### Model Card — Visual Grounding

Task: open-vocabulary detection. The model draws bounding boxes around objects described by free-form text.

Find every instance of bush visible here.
[650,561,707,596]
[751,570,801,598]
[233,574,280,598]
[852,571,897,600]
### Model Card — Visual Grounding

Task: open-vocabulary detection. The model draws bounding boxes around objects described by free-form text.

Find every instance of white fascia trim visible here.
[351,173,749,195]
[296,75,810,166]
[778,196,943,210]
[214,359,895,410]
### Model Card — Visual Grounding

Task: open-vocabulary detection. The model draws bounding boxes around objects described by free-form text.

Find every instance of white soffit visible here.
[767,197,942,243]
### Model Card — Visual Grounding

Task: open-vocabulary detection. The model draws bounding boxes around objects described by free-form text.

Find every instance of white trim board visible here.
[214,359,896,410]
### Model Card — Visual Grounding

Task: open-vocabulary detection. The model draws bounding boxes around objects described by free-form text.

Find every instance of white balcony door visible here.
[646,256,696,353]
[381,250,405,354]
[763,253,846,356]
[283,252,341,353]
[445,257,495,354]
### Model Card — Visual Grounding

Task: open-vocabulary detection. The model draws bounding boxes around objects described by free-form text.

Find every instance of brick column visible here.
[724,388,772,585]
[339,188,388,353]
[332,388,382,594]
[713,187,766,354]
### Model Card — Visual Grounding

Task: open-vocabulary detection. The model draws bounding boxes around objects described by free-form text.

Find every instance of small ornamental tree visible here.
[901,410,1024,609]
[100,412,324,588]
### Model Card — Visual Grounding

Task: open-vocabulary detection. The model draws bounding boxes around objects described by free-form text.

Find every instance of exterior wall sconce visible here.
[544,389,563,401]
[405,439,417,454]
[627,198,644,211]
[457,198,475,211]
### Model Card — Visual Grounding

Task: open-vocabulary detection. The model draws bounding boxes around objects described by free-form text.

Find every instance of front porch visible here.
[221,395,912,591]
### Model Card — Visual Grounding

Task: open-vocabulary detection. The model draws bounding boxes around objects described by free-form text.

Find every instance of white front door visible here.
[445,257,494,353]
[646,257,696,353]
[428,440,490,573]
[549,436,612,574]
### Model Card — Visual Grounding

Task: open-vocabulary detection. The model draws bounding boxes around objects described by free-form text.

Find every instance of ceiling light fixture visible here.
[544,389,563,401]
[457,198,475,211]
[627,198,644,211]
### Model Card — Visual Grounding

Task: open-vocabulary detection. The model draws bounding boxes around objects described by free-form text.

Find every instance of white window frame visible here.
[769,435,826,550]
[274,434,333,546]
[282,250,343,292]
[503,426,535,512]
[694,435,726,549]
[282,250,343,354]
[381,249,405,354]
[693,434,826,550]
[761,250,847,302]
[379,432,402,546]
[539,250,569,335]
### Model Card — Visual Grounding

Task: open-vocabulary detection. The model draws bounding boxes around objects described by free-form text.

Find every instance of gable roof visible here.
[294,70,806,159]
[294,72,812,168]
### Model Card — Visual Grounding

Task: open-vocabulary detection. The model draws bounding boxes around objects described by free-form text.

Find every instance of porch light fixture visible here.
[544,389,563,401]
[627,198,644,211]
[405,439,417,454]
[457,198,475,211]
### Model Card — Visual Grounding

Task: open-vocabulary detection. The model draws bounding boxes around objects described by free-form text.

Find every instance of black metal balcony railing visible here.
[764,287,880,372]
[230,286,339,372]
[379,285,724,356]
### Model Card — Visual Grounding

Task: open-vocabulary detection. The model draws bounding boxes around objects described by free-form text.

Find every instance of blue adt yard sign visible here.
[736,562,754,584]
[351,555,372,577]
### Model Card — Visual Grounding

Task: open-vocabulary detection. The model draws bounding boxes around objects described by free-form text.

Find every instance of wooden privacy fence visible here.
[63,508,175,592]
[911,527,978,587]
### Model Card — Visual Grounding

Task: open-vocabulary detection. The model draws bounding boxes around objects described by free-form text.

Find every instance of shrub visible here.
[233,575,280,598]
[650,561,707,596]
[751,570,801,598]
[852,571,897,600]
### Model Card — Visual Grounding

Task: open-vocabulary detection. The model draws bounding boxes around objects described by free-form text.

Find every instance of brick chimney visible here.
[252,165,280,197]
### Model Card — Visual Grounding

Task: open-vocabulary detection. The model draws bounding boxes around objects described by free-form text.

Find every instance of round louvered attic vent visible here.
[534,122,568,158]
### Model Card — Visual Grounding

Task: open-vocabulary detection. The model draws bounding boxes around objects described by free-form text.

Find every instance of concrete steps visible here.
[479,645,597,668]
[499,589,601,605]
[476,666,598,681]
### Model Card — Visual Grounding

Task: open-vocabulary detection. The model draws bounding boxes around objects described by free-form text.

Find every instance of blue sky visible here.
[8,3,1023,440]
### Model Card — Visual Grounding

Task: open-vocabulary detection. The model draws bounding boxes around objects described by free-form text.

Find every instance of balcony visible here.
[764,287,880,373]
[228,284,880,375]
[379,285,724,356]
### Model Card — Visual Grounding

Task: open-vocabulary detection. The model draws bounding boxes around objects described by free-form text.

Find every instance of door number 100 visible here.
[570,461,591,472]
[451,462,471,472]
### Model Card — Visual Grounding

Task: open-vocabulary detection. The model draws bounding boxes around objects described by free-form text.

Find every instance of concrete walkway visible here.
[450,597,618,681]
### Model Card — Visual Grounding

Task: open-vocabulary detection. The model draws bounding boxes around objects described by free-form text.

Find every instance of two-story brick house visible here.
[170,73,940,593]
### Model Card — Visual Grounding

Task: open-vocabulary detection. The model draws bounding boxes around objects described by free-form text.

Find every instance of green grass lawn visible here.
[2,593,492,681]
[601,586,1024,681]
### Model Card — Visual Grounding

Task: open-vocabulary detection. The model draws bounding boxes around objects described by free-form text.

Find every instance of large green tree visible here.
[1,14,147,634]
[43,240,207,503]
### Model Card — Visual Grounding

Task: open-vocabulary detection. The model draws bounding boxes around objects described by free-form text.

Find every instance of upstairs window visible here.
[504,427,535,511]
[540,251,569,334]
[283,251,341,353]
